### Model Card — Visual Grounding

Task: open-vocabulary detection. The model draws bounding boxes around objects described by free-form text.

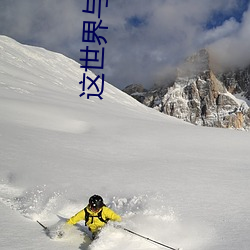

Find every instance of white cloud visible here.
[209,5,250,68]
[0,0,249,88]
[200,17,240,45]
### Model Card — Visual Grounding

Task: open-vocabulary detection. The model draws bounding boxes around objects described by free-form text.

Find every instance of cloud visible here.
[200,18,240,45]
[102,0,249,87]
[209,4,250,68]
[0,0,84,57]
[0,0,249,89]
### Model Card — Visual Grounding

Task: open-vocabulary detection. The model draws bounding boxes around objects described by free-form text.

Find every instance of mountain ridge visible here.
[123,49,250,130]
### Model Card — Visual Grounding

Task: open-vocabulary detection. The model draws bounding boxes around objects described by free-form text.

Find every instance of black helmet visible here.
[89,195,104,210]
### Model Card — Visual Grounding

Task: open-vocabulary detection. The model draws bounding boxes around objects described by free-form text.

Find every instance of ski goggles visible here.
[89,204,101,212]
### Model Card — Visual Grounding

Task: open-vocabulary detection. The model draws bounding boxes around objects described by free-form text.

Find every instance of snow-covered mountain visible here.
[1,36,250,250]
[124,49,250,130]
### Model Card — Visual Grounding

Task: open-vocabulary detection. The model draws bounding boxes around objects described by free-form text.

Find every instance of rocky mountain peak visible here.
[177,49,210,78]
[123,49,250,130]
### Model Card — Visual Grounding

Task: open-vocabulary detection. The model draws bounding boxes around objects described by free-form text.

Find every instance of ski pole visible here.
[122,227,180,250]
[37,220,48,231]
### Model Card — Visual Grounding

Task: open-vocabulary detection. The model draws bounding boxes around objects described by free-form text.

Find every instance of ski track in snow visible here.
[0,99,91,134]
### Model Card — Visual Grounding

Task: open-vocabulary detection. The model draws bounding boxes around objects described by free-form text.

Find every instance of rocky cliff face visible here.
[217,66,250,99]
[123,49,250,130]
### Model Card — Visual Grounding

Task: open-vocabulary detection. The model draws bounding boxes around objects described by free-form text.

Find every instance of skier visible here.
[66,194,122,239]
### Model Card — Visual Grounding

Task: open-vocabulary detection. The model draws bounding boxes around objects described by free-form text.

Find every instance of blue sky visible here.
[206,0,249,28]
[0,0,249,89]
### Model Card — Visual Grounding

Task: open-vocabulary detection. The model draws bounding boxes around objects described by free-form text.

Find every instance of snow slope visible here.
[0,35,250,250]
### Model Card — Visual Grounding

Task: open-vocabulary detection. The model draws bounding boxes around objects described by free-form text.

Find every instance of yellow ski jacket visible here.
[67,206,121,233]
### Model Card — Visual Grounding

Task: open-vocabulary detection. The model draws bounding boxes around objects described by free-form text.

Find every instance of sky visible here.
[0,0,249,89]
[1,35,250,250]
